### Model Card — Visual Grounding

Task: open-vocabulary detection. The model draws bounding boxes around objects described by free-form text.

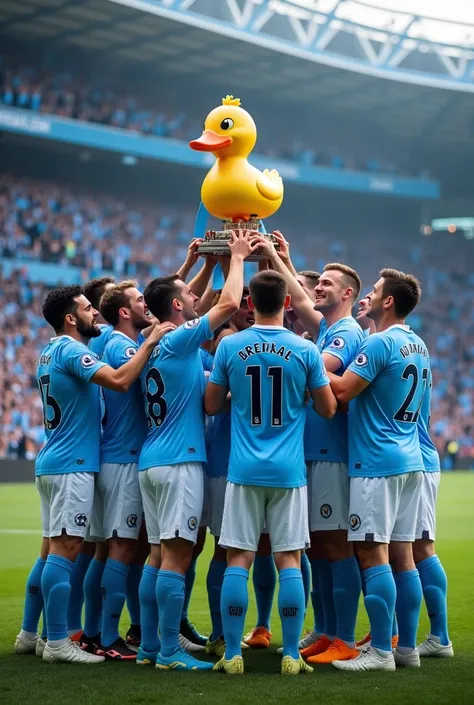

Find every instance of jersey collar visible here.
[50,334,75,342]
[250,324,287,330]
[111,330,136,343]
[385,324,410,332]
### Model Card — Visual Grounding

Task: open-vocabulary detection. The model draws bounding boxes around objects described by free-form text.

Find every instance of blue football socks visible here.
[417,555,449,645]
[301,553,311,611]
[252,554,276,631]
[101,558,129,648]
[139,565,160,652]
[126,563,143,628]
[363,564,396,653]
[41,554,74,644]
[182,558,197,621]
[21,556,46,635]
[83,557,105,637]
[156,570,185,657]
[221,566,249,659]
[331,556,361,645]
[278,568,305,659]
[67,551,92,635]
[206,559,226,641]
[310,558,336,638]
[394,568,423,650]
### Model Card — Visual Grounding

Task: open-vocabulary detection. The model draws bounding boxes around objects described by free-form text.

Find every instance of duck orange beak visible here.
[189,130,233,152]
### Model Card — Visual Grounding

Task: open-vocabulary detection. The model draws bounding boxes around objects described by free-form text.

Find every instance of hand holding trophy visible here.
[189,95,284,261]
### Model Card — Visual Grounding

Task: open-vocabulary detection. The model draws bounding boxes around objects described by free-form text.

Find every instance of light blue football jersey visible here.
[210,325,329,488]
[200,346,214,373]
[101,332,148,464]
[417,371,440,472]
[205,411,231,478]
[138,315,212,471]
[89,323,113,359]
[347,325,428,478]
[35,335,106,476]
[304,316,365,462]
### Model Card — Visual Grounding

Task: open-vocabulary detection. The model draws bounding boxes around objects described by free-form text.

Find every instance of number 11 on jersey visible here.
[246,365,283,427]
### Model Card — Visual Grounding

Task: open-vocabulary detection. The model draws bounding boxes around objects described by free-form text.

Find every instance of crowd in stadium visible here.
[0,172,473,466]
[1,54,406,175]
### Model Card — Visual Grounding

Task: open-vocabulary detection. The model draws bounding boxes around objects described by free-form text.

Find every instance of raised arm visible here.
[255,234,323,335]
[91,322,175,392]
[176,238,203,282]
[187,258,216,299]
[206,230,259,333]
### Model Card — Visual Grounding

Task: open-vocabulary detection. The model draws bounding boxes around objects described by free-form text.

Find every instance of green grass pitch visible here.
[1,474,473,704]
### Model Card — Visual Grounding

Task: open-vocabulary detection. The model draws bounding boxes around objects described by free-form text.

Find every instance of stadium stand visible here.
[1,173,473,466]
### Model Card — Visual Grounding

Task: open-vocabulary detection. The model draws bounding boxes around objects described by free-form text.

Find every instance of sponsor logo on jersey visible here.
[125,347,136,358]
[184,318,200,329]
[349,514,361,531]
[81,354,96,369]
[354,352,368,367]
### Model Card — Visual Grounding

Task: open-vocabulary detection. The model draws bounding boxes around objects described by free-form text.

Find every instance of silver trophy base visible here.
[197,219,279,262]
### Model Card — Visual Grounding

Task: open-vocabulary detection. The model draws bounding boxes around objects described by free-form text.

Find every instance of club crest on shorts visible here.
[126,514,138,528]
[320,503,332,519]
[354,353,368,367]
[330,337,345,350]
[187,516,198,531]
[74,513,87,527]
[349,514,361,531]
[81,354,96,368]
[184,318,200,329]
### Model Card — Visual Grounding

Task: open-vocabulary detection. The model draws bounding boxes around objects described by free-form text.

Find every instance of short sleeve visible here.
[307,343,330,389]
[106,337,137,370]
[322,325,363,370]
[166,314,213,358]
[62,340,107,382]
[209,339,229,387]
[347,333,390,383]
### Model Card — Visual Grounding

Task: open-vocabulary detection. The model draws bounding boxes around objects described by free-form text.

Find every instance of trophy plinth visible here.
[197,219,279,262]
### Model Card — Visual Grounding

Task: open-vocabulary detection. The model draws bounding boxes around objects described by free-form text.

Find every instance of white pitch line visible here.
[0,529,42,535]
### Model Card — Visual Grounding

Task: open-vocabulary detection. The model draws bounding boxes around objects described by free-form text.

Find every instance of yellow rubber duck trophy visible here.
[190,95,284,259]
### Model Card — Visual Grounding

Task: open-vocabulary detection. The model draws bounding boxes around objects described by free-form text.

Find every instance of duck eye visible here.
[220,118,234,130]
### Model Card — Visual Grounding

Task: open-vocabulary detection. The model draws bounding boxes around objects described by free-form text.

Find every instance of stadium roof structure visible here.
[2,0,474,165]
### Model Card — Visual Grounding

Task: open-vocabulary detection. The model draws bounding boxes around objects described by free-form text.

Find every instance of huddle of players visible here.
[14,229,452,674]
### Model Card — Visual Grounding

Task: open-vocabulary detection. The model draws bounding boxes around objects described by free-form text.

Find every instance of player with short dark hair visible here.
[87,281,151,661]
[137,230,258,671]
[14,286,171,664]
[205,268,337,675]
[328,269,427,672]
[83,277,116,358]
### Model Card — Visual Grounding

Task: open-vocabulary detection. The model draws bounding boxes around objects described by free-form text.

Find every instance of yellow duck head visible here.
[189,95,256,158]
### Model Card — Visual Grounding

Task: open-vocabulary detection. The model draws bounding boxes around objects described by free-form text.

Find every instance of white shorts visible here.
[89,463,143,541]
[307,461,349,531]
[415,472,440,541]
[348,471,422,544]
[139,463,204,545]
[219,482,310,553]
[36,472,95,539]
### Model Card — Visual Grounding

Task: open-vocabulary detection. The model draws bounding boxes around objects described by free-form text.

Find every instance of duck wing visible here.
[256,168,284,201]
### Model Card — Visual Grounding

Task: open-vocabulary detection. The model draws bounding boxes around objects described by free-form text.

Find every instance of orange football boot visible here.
[70,630,83,642]
[243,627,272,649]
[300,634,332,658]
[307,638,359,664]
[356,632,399,649]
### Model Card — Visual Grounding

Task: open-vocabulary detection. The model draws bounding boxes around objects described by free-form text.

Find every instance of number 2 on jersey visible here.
[394,364,428,423]
[246,365,283,427]
[145,368,167,428]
